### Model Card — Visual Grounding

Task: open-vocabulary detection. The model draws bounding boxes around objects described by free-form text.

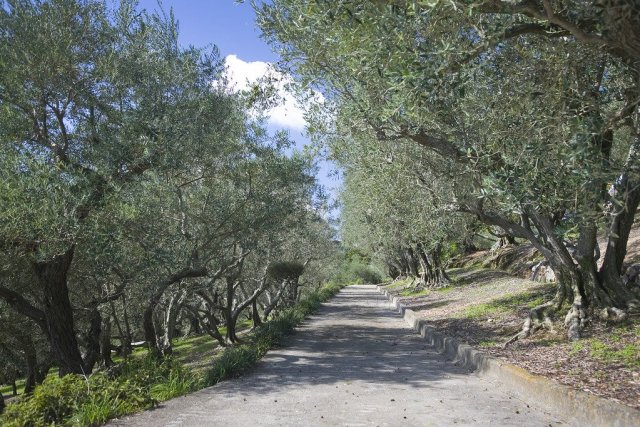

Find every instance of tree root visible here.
[598,306,627,321]
[564,303,588,341]
[503,300,556,347]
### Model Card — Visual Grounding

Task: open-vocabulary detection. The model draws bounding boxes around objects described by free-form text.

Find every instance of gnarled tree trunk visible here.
[33,247,85,376]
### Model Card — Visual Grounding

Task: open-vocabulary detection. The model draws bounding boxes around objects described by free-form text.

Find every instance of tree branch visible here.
[0,286,47,330]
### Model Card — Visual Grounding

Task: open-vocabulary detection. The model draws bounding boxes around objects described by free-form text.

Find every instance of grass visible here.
[110,318,255,368]
[588,340,640,368]
[384,277,414,290]
[456,290,548,320]
[0,379,25,398]
[399,287,430,297]
[569,323,640,369]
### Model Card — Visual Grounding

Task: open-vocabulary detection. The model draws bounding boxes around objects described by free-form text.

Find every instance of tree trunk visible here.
[143,266,208,355]
[405,247,419,280]
[387,262,400,279]
[0,392,4,414]
[109,296,130,357]
[224,277,236,343]
[120,294,133,357]
[158,290,185,355]
[251,298,262,328]
[600,135,640,286]
[432,245,450,285]
[142,306,158,355]
[82,305,102,374]
[200,308,226,346]
[22,338,39,394]
[188,315,201,335]
[262,281,287,322]
[100,315,114,367]
[416,244,431,287]
[290,277,300,304]
[32,247,85,376]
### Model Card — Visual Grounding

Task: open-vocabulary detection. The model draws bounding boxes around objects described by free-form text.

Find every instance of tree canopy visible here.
[256,0,640,340]
[0,0,339,379]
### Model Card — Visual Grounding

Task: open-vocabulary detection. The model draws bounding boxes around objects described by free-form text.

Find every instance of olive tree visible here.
[0,0,242,374]
[256,0,640,339]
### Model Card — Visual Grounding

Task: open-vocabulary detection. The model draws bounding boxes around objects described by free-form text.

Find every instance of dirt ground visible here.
[384,264,640,410]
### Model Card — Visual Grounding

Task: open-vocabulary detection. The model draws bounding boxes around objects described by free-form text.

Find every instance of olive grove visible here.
[256,0,640,340]
[0,0,338,386]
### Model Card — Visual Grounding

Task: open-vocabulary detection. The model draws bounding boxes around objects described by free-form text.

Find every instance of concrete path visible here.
[113,285,567,426]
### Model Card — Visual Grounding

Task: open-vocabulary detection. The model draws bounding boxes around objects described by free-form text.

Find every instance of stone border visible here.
[376,285,640,427]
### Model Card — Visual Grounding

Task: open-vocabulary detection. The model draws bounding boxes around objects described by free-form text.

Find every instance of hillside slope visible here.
[384,227,640,409]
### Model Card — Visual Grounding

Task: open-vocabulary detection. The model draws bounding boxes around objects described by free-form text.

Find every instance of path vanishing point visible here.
[112,285,567,426]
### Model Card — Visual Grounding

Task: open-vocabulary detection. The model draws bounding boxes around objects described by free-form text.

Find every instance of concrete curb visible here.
[376,285,640,427]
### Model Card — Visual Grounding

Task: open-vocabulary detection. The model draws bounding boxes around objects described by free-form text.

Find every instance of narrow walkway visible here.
[113,285,566,426]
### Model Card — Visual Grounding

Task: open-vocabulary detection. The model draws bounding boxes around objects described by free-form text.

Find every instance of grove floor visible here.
[386,267,640,410]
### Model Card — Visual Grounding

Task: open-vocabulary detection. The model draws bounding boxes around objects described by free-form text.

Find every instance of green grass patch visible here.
[588,340,640,368]
[456,290,549,320]
[399,287,430,297]
[570,341,585,356]
[0,379,25,398]
[384,277,414,290]
[172,335,217,366]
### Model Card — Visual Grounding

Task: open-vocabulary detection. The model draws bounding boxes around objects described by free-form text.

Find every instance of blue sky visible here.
[137,0,277,62]
[135,0,340,209]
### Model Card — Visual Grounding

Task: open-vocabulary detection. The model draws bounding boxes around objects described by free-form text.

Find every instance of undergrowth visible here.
[0,356,192,427]
[0,281,344,426]
[571,332,640,369]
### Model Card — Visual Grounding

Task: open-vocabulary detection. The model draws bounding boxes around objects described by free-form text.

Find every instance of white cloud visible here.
[223,54,316,130]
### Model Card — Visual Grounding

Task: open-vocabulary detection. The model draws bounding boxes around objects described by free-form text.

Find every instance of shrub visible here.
[0,356,194,426]
[71,374,155,426]
[205,345,259,385]
[332,256,383,285]
[1,375,86,427]
[1,282,344,426]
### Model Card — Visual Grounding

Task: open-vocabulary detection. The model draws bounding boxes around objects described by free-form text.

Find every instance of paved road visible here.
[113,285,567,426]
